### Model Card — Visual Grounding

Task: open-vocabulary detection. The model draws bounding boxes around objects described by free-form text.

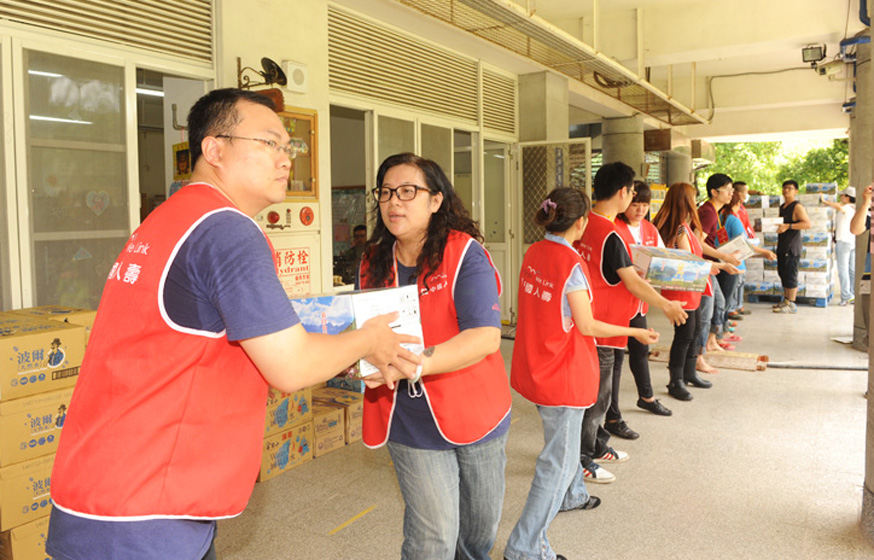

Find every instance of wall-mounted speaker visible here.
[282,60,309,94]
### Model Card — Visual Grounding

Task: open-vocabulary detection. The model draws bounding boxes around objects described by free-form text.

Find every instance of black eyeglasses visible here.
[372,185,432,203]
[216,135,296,158]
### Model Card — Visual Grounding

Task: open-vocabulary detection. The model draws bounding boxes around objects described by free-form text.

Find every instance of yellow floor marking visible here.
[329,505,377,535]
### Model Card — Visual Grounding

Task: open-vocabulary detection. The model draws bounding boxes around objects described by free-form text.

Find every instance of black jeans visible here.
[580,347,614,464]
[606,313,654,423]
[669,305,702,380]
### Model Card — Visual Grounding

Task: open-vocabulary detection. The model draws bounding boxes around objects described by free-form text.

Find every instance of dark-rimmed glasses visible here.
[372,185,432,203]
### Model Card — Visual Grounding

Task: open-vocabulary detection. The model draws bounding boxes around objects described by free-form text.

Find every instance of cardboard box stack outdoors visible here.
[0,307,89,556]
[745,185,837,300]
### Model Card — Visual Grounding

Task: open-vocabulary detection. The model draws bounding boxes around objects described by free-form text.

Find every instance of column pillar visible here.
[518,71,569,142]
[601,116,645,179]
[858,21,874,548]
[665,151,693,185]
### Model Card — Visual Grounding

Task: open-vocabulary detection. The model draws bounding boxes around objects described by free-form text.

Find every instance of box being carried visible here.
[759,217,783,233]
[289,286,424,378]
[631,246,711,293]
[718,235,756,261]
[0,315,84,402]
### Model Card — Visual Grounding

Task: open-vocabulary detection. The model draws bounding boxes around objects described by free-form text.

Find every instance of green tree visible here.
[776,139,848,190]
[695,142,782,195]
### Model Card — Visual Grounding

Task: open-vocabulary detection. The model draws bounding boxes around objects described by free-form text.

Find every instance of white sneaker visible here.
[583,462,615,484]
[594,447,629,463]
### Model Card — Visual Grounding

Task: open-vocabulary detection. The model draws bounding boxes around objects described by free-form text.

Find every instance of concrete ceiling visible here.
[340,0,869,142]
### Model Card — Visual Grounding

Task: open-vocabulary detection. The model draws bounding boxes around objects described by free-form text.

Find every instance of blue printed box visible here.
[744,281,774,294]
[0,453,54,531]
[631,246,711,293]
[800,259,830,273]
[802,232,831,246]
[290,286,424,378]
[264,386,311,436]
[0,314,84,402]
[805,182,837,194]
[0,387,74,467]
[259,421,313,482]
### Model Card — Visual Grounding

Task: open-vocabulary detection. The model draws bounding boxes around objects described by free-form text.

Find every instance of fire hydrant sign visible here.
[275,247,311,297]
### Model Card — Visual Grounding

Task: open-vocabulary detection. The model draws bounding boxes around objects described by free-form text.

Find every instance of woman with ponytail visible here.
[504,187,658,560]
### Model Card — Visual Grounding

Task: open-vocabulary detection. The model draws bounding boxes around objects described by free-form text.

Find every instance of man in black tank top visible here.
[775,180,812,313]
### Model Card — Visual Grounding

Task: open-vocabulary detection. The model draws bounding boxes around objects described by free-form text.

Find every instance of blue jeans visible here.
[709,274,725,336]
[387,431,508,560]
[697,293,714,352]
[505,406,589,560]
[836,240,855,302]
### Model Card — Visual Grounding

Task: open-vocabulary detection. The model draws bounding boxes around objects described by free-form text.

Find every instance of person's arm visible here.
[241,317,422,393]
[616,266,687,325]
[819,195,844,212]
[850,184,873,235]
[567,289,659,345]
[700,242,742,266]
[752,245,777,260]
[678,228,740,275]
[777,204,812,233]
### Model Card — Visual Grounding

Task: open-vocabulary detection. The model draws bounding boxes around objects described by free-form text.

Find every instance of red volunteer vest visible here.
[737,205,756,238]
[51,183,270,520]
[359,231,511,447]
[573,213,637,348]
[661,222,708,310]
[511,239,598,407]
[614,218,660,316]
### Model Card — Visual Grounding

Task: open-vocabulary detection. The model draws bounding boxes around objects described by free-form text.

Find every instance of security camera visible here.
[815,60,844,76]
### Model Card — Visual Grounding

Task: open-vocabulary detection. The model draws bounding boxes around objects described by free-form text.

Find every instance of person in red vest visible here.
[573,162,687,484]
[505,187,657,560]
[47,89,421,560]
[653,183,736,400]
[358,153,511,560]
[606,181,673,441]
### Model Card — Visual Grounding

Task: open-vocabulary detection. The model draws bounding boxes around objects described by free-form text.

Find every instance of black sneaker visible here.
[636,398,673,416]
[604,419,639,440]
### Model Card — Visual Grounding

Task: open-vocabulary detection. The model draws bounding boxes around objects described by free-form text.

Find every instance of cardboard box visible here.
[631,246,711,293]
[0,316,84,402]
[746,195,767,209]
[805,284,833,298]
[289,286,424,378]
[326,376,365,393]
[312,387,364,443]
[258,422,313,482]
[718,235,756,261]
[802,232,831,246]
[759,217,783,233]
[805,182,837,194]
[804,271,833,286]
[768,196,783,208]
[314,431,345,457]
[0,455,53,531]
[264,387,311,436]
[312,404,345,457]
[746,208,764,220]
[744,268,764,282]
[0,388,74,467]
[0,516,50,560]
[803,246,832,260]
[763,270,781,283]
[744,281,774,294]
[763,207,780,218]
[800,259,830,273]
[5,306,96,347]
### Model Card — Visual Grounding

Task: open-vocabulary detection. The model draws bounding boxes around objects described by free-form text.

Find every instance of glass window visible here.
[377,116,414,166]
[453,130,473,212]
[24,50,128,308]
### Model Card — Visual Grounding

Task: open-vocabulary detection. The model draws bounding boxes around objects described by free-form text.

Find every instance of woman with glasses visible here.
[357,153,511,560]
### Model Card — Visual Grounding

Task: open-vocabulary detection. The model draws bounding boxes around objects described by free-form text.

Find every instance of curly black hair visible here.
[362,153,483,290]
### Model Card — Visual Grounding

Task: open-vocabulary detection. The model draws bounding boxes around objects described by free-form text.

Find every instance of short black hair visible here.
[353,224,367,233]
[706,173,733,198]
[593,161,635,201]
[782,180,799,190]
[186,88,276,169]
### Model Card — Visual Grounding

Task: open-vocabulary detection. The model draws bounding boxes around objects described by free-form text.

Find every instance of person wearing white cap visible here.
[821,186,857,305]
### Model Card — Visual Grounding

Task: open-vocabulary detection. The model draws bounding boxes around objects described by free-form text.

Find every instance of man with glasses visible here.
[47,88,421,560]
[774,180,812,313]
[573,162,687,484]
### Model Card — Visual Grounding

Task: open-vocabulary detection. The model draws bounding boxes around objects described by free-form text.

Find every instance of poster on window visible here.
[275,247,311,297]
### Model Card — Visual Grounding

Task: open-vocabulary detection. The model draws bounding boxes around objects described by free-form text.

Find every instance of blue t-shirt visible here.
[722,214,747,271]
[47,212,299,560]
[544,233,589,318]
[387,242,509,450]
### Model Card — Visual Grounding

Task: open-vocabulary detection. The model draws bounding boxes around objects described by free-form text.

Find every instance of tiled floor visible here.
[217,299,872,559]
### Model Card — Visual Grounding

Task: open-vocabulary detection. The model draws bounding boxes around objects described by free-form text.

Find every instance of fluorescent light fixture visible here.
[28,70,63,78]
[29,115,93,125]
[136,87,164,97]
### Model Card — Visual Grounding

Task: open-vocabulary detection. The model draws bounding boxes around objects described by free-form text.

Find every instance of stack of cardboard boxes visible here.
[0,306,95,560]
[745,184,836,301]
